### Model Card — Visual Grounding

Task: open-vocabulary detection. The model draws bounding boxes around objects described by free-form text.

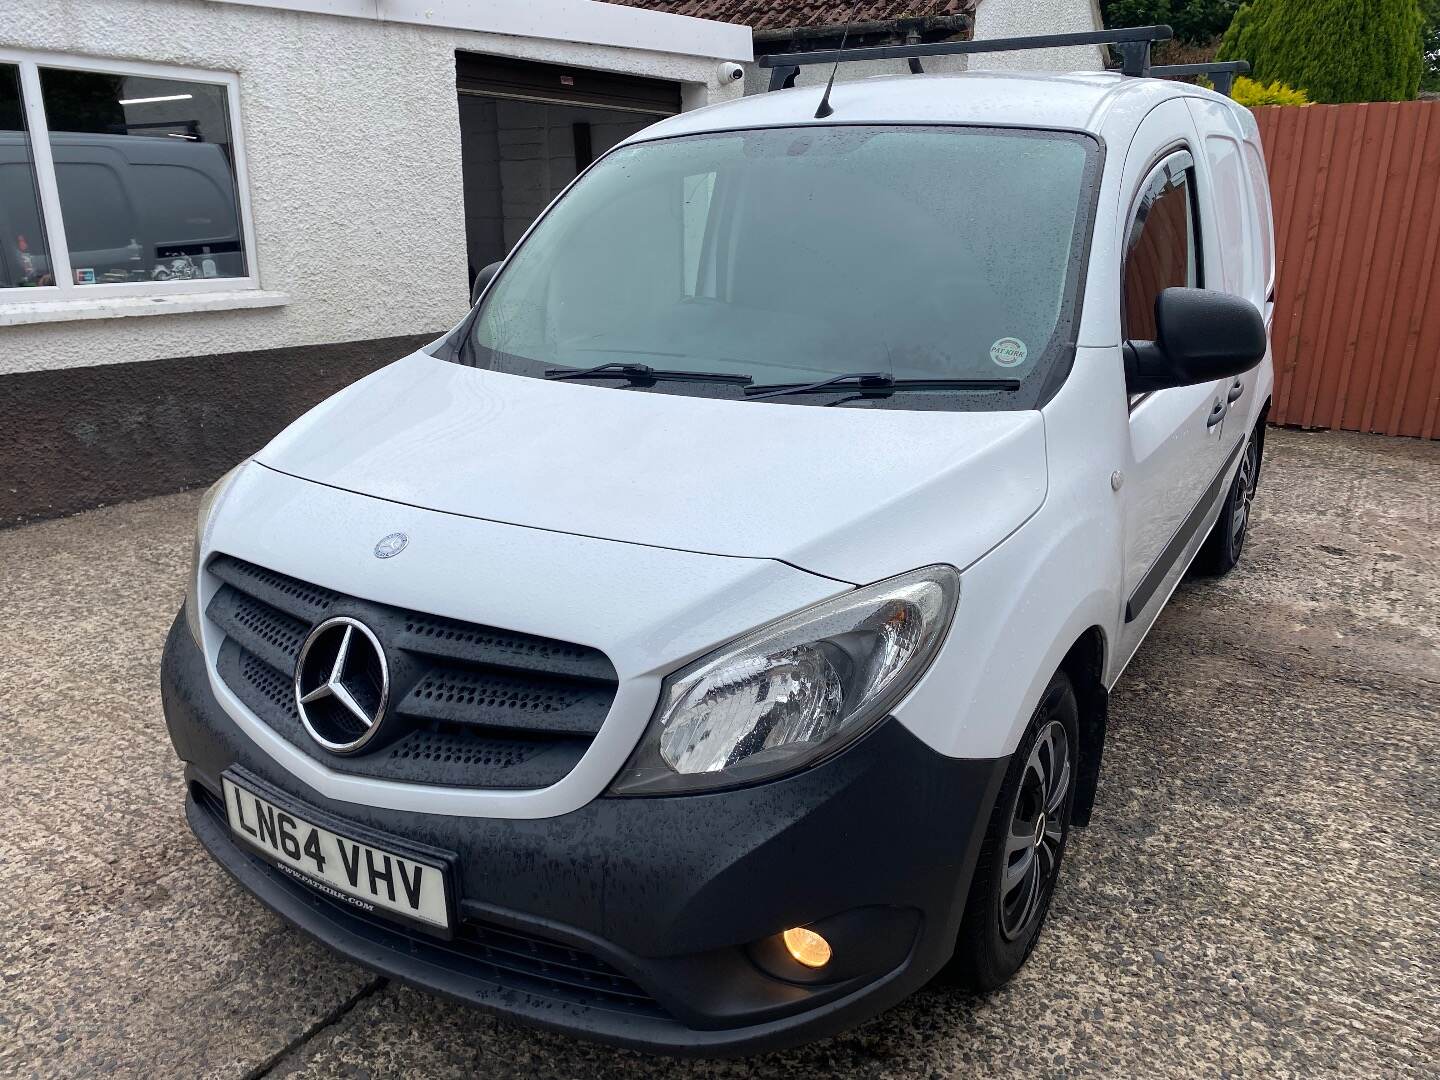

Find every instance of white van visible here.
[162,29,1275,1054]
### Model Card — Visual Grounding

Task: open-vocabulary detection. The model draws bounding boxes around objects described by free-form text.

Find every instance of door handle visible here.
[1227,379,1245,404]
[1206,398,1225,429]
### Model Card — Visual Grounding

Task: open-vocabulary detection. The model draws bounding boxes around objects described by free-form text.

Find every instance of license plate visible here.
[222,776,450,931]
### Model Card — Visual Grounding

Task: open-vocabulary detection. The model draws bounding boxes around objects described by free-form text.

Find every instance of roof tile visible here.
[600,1,972,32]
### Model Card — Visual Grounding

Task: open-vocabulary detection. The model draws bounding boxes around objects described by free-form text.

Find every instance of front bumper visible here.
[162,613,1006,1055]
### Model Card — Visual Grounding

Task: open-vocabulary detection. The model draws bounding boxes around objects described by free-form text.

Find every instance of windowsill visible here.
[0,289,291,327]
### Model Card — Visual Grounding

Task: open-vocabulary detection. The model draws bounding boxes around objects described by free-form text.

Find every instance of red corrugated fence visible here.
[1254,101,1440,439]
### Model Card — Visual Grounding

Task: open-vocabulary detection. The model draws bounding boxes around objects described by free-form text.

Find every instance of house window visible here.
[0,51,255,299]
[0,63,52,289]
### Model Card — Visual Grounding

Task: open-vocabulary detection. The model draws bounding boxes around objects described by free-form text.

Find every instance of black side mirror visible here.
[1125,287,1266,394]
[470,260,503,306]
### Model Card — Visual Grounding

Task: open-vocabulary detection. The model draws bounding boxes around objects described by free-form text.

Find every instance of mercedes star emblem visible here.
[374,532,409,559]
[293,616,390,754]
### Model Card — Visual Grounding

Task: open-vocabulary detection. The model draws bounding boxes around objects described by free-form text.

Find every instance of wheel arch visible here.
[1057,627,1108,827]
[1254,395,1272,488]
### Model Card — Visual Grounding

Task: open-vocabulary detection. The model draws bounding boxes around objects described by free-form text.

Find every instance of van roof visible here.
[628,70,1229,145]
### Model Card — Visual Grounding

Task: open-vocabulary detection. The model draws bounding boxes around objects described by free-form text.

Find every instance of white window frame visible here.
[0,48,260,301]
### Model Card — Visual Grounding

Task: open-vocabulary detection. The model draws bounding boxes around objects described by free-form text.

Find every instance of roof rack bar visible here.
[1150,60,1251,96]
[757,25,1174,81]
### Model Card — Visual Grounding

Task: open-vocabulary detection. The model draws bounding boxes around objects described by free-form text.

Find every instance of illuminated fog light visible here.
[782,927,832,969]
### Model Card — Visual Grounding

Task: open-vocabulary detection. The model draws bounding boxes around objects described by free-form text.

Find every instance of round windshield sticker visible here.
[990,337,1028,368]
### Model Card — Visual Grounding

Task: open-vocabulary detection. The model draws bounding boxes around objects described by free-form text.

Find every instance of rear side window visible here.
[1243,141,1275,299]
[1204,134,1259,307]
[1123,154,1199,342]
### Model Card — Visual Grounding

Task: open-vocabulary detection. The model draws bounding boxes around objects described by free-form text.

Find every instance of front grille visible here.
[206,555,618,788]
[191,782,667,1019]
[389,731,540,769]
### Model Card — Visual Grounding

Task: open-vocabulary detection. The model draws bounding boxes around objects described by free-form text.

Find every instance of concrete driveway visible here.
[2,428,1437,1078]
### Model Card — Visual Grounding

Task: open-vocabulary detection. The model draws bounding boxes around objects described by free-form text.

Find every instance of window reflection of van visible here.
[0,131,244,286]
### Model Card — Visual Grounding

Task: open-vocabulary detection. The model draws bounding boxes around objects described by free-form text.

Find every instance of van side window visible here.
[1242,141,1275,299]
[1123,154,1200,343]
[1204,135,1257,306]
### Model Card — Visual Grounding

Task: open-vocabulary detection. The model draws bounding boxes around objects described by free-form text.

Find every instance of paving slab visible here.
[2,428,1437,1078]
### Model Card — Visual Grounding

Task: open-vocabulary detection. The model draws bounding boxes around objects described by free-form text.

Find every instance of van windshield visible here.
[462,125,1098,405]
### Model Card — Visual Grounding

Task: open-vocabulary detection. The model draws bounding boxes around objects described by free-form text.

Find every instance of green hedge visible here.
[1218,0,1425,103]
[1101,0,1242,44]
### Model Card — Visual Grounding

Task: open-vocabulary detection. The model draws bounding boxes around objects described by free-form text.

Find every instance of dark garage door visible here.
[456,53,681,289]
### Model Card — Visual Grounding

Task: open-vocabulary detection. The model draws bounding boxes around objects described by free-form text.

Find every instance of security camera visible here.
[719,62,745,83]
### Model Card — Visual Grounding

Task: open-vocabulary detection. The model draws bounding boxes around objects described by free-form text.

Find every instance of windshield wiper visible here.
[745,371,894,400]
[544,362,752,385]
[744,372,1022,400]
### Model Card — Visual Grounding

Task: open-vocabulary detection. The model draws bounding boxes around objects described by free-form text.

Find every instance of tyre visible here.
[947,670,1078,992]
[1196,424,1262,576]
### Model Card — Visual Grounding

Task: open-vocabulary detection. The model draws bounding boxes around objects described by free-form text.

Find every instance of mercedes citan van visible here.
[162,28,1274,1054]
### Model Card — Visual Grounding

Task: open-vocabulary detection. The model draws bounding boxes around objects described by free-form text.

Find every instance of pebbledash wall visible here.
[0,0,749,526]
[970,0,1105,71]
